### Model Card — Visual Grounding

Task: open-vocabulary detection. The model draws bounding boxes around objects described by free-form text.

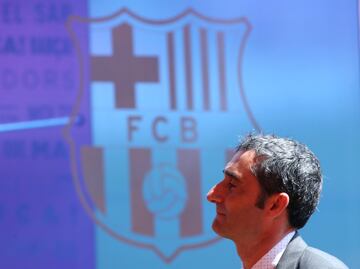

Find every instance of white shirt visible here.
[243,231,296,269]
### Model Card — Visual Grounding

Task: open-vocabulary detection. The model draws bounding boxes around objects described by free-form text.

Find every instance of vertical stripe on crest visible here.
[130,148,154,235]
[177,149,202,236]
[200,28,210,111]
[81,146,106,213]
[217,31,227,111]
[167,31,177,110]
[184,25,194,110]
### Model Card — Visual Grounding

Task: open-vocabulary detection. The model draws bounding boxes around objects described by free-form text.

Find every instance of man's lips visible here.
[216,210,226,216]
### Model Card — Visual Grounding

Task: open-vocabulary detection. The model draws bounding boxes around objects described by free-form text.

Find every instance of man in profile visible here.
[207,134,348,269]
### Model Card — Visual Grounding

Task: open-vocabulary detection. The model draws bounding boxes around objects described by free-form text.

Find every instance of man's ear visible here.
[266,192,289,218]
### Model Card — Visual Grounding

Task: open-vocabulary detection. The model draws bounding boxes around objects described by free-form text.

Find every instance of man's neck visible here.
[235,227,295,269]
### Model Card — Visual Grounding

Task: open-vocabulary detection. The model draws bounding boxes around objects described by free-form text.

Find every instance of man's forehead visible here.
[224,150,257,176]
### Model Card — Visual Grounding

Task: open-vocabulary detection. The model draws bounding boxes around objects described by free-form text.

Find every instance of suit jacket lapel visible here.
[276,232,307,269]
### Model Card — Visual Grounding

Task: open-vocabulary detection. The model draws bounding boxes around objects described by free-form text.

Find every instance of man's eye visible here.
[228,182,236,189]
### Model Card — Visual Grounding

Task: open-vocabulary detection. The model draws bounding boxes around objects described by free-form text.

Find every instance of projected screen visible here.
[1,1,359,268]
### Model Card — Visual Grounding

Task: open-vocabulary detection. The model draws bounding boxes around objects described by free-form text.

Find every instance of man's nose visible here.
[207,183,223,203]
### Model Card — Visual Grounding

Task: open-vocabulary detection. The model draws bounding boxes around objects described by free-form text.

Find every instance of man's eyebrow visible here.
[223,169,241,181]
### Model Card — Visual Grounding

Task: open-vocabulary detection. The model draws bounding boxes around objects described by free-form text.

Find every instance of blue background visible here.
[1,0,359,268]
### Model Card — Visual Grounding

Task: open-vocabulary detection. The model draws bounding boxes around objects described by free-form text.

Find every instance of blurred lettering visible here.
[152,116,168,142]
[2,139,26,158]
[30,36,72,56]
[32,140,68,159]
[127,115,142,141]
[0,68,75,91]
[28,105,54,120]
[0,36,25,55]
[0,139,68,159]
[33,3,72,23]
[181,116,197,143]
[126,115,198,143]
[0,2,22,24]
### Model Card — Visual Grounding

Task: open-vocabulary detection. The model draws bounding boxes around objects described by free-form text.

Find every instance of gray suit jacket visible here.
[276,233,349,269]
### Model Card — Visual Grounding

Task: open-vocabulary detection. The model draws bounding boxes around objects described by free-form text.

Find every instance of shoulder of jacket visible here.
[299,247,349,269]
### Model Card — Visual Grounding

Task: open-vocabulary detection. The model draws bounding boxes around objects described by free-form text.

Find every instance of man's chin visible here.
[212,220,235,241]
[212,220,226,237]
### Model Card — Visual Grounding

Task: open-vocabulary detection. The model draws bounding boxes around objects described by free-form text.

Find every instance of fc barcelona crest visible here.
[65,8,260,262]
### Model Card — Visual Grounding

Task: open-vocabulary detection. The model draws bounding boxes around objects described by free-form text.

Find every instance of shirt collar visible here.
[248,231,296,269]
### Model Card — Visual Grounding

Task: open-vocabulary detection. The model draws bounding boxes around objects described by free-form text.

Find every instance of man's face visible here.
[207,150,267,242]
